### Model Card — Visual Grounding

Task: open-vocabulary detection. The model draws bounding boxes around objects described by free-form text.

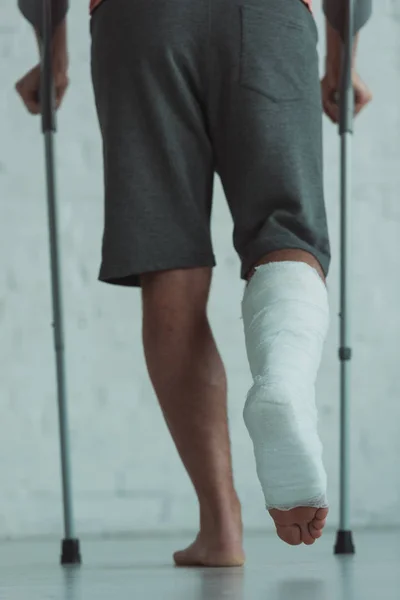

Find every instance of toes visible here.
[271,507,329,546]
[300,523,316,546]
[304,537,316,545]
[276,525,302,546]
[311,517,327,531]
[309,522,323,540]
[309,513,327,540]
[316,508,329,520]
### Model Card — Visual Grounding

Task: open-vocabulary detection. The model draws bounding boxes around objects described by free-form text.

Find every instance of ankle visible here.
[199,493,242,535]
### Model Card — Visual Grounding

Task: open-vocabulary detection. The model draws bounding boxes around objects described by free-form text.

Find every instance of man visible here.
[16,0,372,566]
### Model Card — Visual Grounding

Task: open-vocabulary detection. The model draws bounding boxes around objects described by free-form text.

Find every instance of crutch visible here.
[334,0,356,555]
[41,0,81,565]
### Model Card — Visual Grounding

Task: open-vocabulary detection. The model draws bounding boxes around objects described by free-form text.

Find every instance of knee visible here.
[141,267,212,330]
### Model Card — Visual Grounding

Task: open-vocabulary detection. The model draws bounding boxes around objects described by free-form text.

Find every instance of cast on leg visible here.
[242,262,329,514]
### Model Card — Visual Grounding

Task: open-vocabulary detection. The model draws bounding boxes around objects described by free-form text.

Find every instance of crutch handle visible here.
[339,1,355,136]
[41,0,56,133]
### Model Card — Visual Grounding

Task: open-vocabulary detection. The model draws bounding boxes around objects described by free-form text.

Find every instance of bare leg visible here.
[247,249,329,546]
[141,267,245,566]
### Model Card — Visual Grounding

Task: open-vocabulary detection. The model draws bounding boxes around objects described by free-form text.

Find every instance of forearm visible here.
[18,0,68,37]
[326,22,359,74]
[34,17,67,47]
[324,0,372,73]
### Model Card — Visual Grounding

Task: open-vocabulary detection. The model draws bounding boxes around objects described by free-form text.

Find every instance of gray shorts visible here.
[90,0,330,287]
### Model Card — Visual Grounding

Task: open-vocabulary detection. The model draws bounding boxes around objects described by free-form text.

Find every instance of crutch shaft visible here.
[41,1,79,560]
[339,132,352,532]
[44,131,75,540]
[337,0,355,539]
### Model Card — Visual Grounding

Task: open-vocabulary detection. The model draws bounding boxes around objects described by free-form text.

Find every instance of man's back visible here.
[19,0,372,37]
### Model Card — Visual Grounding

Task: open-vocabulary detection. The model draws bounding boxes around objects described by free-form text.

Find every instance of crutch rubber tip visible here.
[61,539,82,565]
[334,530,355,555]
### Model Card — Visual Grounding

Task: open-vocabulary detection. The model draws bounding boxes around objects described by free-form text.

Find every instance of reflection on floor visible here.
[0,529,399,600]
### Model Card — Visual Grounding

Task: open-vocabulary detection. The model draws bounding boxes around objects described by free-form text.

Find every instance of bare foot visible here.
[269,507,329,546]
[174,533,245,567]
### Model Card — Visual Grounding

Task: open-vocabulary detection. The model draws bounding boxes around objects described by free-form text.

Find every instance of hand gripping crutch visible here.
[334,0,356,556]
[41,0,81,565]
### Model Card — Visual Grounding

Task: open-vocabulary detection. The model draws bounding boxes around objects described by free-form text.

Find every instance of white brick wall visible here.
[1,1,399,539]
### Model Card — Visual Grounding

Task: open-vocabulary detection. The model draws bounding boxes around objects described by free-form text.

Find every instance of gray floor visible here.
[0,529,398,600]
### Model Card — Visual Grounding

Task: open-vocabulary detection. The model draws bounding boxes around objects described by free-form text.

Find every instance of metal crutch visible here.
[41,0,81,565]
[334,0,356,555]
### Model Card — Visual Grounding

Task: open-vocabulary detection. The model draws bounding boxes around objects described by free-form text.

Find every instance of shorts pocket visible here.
[239,4,319,104]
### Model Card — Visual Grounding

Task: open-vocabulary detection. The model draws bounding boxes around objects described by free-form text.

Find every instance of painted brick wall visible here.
[1,1,399,538]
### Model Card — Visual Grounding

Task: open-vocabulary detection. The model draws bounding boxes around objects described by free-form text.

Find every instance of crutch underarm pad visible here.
[18,0,69,36]
[323,0,372,37]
